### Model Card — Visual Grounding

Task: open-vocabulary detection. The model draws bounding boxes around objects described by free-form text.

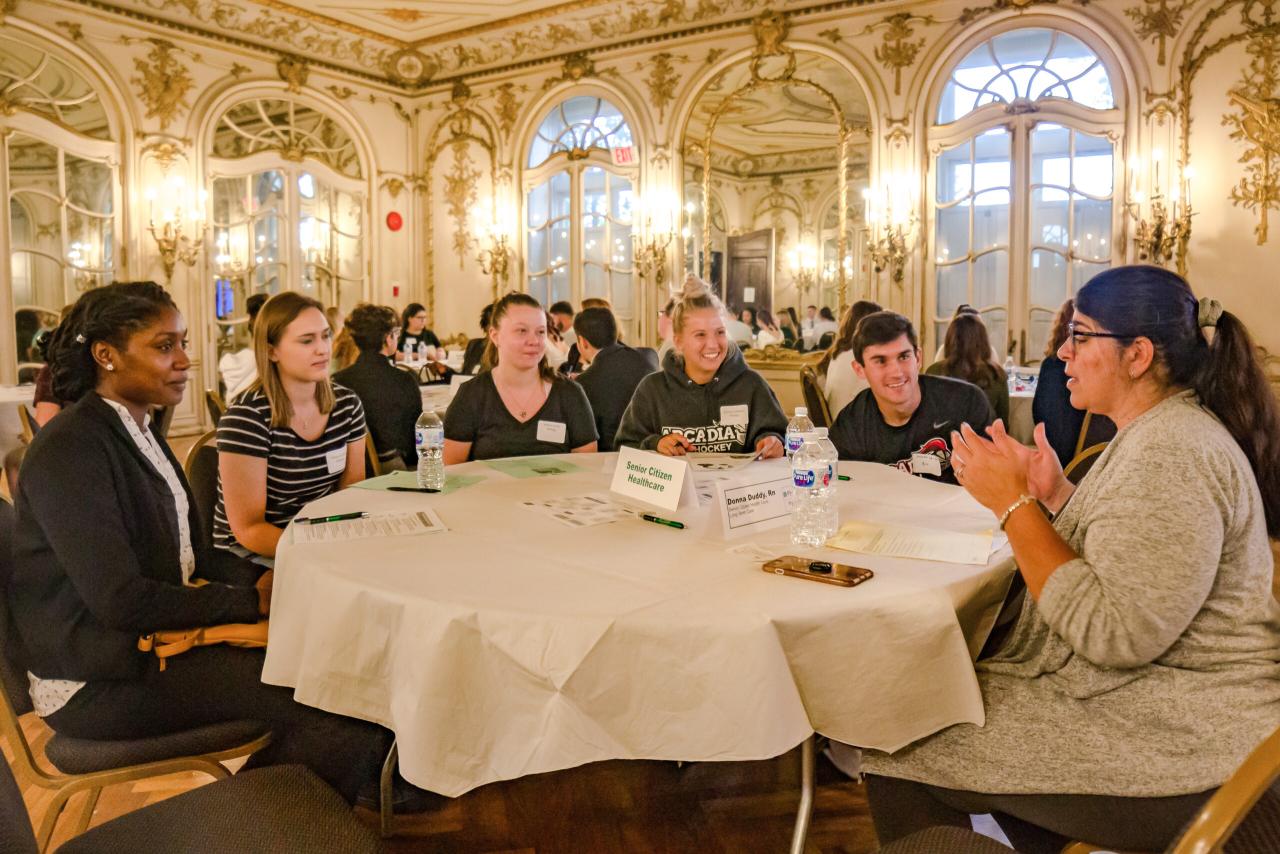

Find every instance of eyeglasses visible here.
[1065,321,1135,348]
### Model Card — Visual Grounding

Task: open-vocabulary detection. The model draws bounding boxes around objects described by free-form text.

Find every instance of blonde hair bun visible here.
[680,272,711,301]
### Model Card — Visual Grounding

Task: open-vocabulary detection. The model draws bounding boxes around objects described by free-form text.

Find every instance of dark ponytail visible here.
[1077,265,1280,535]
[46,281,177,404]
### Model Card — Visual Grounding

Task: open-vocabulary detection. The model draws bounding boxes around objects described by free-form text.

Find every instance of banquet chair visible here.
[365,431,387,478]
[882,724,1280,854]
[1063,443,1107,486]
[205,388,226,427]
[799,365,832,428]
[17,405,39,445]
[1,759,383,854]
[0,496,272,852]
[183,430,219,550]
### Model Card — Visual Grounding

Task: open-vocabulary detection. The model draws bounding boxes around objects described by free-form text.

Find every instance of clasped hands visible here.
[950,420,1074,517]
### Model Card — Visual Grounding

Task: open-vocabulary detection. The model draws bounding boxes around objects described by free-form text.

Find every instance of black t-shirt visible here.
[397,329,441,354]
[444,372,598,461]
[829,374,994,484]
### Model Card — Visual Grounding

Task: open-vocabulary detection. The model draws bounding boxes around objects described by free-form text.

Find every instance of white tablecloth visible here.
[263,456,1014,797]
[0,385,35,456]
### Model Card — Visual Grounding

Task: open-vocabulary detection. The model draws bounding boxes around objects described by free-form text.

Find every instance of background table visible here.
[0,385,35,457]
[263,456,1013,799]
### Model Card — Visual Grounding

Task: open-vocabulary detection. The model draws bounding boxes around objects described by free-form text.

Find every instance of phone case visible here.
[762,556,874,587]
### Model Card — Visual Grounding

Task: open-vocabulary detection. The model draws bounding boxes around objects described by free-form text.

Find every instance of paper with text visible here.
[292,509,446,544]
[826,520,993,565]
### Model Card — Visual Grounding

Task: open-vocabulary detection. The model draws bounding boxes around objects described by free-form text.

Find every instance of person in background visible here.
[32,305,74,427]
[444,292,597,463]
[616,274,786,457]
[332,304,420,471]
[801,304,819,349]
[395,302,441,362]
[573,307,658,452]
[779,307,802,348]
[936,304,1003,364]
[548,300,576,347]
[7,281,386,805]
[818,300,883,418]
[813,306,839,349]
[829,311,993,484]
[754,308,784,348]
[925,313,1010,423]
[740,308,760,336]
[657,297,676,363]
[461,302,494,375]
[1033,298,1116,468]
[865,266,1280,853]
[217,293,267,404]
[560,297,612,376]
[543,309,569,370]
[215,292,367,562]
[724,310,755,347]
[329,309,358,373]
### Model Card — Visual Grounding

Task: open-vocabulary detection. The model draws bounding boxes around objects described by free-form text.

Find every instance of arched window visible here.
[1,32,118,379]
[930,28,1121,362]
[206,97,366,368]
[524,96,637,338]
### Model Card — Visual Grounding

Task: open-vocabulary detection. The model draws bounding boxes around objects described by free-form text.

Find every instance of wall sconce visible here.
[476,211,515,299]
[1126,152,1193,274]
[632,195,678,294]
[145,175,206,284]
[864,180,916,286]
[787,242,818,304]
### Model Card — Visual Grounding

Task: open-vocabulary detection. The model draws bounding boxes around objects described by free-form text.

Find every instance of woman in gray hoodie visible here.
[615,275,787,456]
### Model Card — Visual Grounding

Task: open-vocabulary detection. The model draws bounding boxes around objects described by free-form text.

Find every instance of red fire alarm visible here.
[386,211,403,231]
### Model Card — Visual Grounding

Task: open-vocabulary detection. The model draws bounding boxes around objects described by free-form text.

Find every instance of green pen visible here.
[838,474,851,481]
[641,514,685,530]
[298,511,366,525]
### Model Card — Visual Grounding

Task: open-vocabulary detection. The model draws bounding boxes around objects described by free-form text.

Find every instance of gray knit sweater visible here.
[862,391,1280,796]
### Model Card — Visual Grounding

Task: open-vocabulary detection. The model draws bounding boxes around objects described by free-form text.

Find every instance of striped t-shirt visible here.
[213,385,366,551]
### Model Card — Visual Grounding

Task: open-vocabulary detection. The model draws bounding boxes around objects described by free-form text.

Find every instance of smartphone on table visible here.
[762,556,874,588]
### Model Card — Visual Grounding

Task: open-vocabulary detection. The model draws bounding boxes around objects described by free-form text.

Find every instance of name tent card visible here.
[610,446,697,513]
[714,467,794,540]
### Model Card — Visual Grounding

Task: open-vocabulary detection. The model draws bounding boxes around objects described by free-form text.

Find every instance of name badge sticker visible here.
[910,452,943,477]
[720,404,749,426]
[537,420,567,444]
[325,446,347,475]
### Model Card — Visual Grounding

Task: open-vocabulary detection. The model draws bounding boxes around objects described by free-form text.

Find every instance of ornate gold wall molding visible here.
[958,0,1092,27]
[276,56,309,94]
[492,82,526,141]
[640,52,686,124]
[1125,0,1194,66]
[127,37,197,132]
[864,13,934,97]
[55,21,85,41]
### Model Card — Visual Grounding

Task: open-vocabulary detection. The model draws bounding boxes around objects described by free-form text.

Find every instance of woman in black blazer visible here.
[7,282,385,804]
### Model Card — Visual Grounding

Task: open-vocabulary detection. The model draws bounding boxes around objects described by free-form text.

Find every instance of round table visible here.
[264,454,1014,811]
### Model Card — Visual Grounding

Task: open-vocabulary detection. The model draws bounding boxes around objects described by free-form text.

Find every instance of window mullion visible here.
[1009,118,1032,362]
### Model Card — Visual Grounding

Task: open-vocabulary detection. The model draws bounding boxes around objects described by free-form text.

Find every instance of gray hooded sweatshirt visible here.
[614,345,787,453]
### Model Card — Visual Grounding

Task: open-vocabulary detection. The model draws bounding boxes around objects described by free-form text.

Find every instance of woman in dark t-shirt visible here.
[443,293,597,462]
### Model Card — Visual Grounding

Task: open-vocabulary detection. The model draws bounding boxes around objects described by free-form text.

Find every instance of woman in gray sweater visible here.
[863,266,1280,852]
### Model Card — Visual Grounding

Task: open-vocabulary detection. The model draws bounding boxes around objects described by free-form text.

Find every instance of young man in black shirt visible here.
[572,307,658,451]
[829,311,994,484]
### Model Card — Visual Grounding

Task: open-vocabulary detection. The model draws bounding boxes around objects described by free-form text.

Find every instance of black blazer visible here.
[333,350,421,468]
[460,338,486,375]
[574,343,659,451]
[9,393,259,682]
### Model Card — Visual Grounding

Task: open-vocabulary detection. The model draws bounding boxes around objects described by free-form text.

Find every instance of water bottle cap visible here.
[795,407,808,416]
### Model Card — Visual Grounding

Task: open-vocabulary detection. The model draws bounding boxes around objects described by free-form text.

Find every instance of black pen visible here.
[297,511,366,525]
[388,486,440,493]
[641,514,684,530]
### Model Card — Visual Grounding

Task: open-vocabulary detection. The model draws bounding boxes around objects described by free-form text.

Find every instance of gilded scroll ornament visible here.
[130,39,195,132]
[1224,59,1280,245]
[55,21,85,41]
[865,13,934,97]
[641,53,685,123]
[818,29,843,44]
[493,83,523,140]
[959,0,1091,27]
[277,56,309,94]
[443,139,481,269]
[1125,0,1193,66]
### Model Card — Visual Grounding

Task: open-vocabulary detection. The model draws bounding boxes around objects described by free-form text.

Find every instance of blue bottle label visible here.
[793,468,816,488]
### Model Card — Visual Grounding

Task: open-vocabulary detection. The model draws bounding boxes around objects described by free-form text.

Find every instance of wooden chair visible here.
[1063,442,1108,486]
[205,388,226,427]
[17,405,38,445]
[364,431,388,478]
[0,497,271,852]
[182,430,219,550]
[799,365,833,429]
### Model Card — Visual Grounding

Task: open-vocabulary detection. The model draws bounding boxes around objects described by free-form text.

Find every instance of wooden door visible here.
[725,229,773,317]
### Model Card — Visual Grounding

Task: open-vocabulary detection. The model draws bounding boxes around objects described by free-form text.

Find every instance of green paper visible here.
[482,457,583,479]
[352,470,483,495]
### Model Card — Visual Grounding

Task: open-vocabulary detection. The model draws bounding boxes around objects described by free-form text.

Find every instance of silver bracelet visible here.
[998,494,1038,531]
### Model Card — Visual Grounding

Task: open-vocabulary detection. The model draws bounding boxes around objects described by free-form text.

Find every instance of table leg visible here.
[789,735,816,854]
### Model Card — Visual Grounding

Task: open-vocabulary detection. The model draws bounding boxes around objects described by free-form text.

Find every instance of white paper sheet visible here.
[292,509,445,543]
[519,493,634,528]
[686,452,758,472]
[826,519,993,565]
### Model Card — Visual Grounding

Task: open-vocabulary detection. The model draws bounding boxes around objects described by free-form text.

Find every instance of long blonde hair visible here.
[252,291,336,428]
[480,292,557,382]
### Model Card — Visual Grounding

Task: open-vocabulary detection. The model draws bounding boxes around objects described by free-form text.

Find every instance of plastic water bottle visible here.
[418,341,430,361]
[415,409,445,490]
[785,406,814,459]
[1004,354,1016,392]
[812,427,840,538]
[791,436,830,547]
[404,339,416,361]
